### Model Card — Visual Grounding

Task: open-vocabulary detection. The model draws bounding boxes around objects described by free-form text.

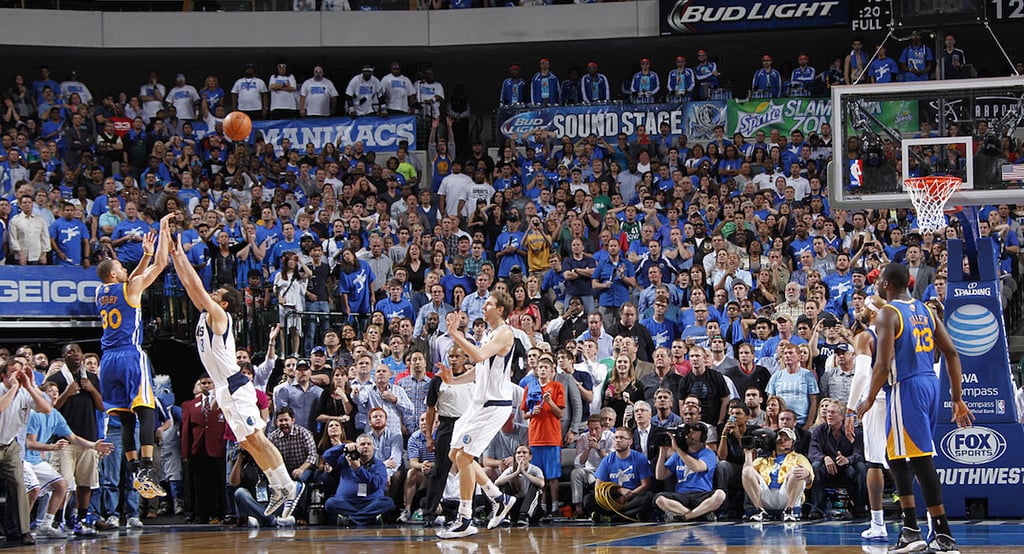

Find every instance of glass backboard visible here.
[829,76,1024,209]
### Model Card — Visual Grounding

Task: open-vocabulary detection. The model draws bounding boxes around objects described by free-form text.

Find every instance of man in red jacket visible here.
[181,375,227,524]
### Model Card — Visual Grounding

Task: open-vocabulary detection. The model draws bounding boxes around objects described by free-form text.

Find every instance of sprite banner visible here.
[728,97,919,137]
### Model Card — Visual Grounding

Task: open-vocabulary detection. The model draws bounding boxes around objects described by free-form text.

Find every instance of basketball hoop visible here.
[903,176,963,235]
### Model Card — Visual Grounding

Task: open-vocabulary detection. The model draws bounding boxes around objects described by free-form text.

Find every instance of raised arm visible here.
[126,214,175,301]
[169,232,230,336]
[444,311,512,364]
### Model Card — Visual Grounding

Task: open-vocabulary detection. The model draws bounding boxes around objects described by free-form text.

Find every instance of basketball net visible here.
[903,176,963,235]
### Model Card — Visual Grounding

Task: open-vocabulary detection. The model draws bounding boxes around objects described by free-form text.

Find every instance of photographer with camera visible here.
[653,422,725,522]
[322,434,395,527]
[740,427,814,522]
[716,400,760,519]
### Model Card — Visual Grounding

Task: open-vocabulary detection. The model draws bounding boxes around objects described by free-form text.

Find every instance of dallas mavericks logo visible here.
[946,304,1000,357]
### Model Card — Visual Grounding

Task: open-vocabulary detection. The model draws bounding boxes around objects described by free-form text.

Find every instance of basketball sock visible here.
[128,458,140,476]
[458,500,473,519]
[483,482,501,499]
[902,507,918,531]
[871,509,885,528]
[141,457,154,469]
[77,507,88,522]
[934,513,951,537]
[42,513,54,527]
[266,465,291,488]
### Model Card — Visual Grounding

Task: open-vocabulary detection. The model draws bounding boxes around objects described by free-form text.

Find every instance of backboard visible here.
[829,76,1024,210]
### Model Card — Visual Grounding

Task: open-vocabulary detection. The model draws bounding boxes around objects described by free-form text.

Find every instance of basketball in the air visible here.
[223,111,252,141]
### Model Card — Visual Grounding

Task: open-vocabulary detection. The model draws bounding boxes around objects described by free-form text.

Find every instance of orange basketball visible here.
[223,111,252,141]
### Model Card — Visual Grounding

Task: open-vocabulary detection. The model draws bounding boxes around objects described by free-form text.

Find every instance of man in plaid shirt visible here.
[397,350,432,436]
[268,407,318,521]
[398,413,436,523]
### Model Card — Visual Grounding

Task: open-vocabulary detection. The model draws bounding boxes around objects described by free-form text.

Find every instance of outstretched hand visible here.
[141,231,157,255]
[952,399,975,428]
[435,362,453,385]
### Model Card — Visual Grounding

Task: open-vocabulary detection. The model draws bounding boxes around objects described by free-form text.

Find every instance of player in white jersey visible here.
[847,295,889,540]
[168,232,304,522]
[436,291,518,539]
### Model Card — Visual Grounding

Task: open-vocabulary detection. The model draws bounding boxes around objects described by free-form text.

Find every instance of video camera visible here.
[741,428,777,456]
[654,422,706,448]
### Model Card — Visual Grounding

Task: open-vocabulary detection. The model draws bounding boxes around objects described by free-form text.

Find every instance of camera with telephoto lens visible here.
[741,428,777,456]
[346,446,361,461]
[654,423,705,447]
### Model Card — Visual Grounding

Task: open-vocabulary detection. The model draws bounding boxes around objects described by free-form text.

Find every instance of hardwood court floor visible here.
[10,520,1024,553]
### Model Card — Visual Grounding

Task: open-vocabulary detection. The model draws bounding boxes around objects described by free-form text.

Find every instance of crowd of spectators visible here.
[498,35,975,107]
[0,46,1023,538]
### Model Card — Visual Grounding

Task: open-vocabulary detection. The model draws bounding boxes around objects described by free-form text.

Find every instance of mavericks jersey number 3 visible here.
[885,299,936,387]
[196,311,239,382]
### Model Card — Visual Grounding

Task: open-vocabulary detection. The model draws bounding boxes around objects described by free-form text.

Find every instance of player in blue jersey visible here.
[94,213,174,500]
[858,264,973,554]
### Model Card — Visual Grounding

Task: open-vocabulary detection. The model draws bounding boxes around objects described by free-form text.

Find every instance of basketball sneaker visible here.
[438,517,478,539]
[487,494,516,530]
[132,467,166,499]
[265,482,296,516]
[890,527,927,553]
[862,525,889,541]
[281,482,305,519]
[924,533,960,554]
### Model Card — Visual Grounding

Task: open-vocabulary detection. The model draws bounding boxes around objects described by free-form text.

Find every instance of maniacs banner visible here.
[0,266,101,319]
[660,0,849,35]
[497,101,729,143]
[192,115,416,154]
[728,97,918,137]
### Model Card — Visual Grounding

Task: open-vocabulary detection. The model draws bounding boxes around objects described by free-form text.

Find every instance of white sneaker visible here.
[274,516,295,527]
[36,525,67,539]
[247,516,260,528]
[397,509,411,524]
[861,525,888,540]
[127,517,144,529]
[106,515,120,528]
[437,517,478,539]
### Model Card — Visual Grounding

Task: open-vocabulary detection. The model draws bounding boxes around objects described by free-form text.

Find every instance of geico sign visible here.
[940,426,1007,465]
[0,279,102,303]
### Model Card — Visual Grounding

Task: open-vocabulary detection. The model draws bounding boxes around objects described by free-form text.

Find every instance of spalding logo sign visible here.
[940,426,1007,465]
[500,112,553,137]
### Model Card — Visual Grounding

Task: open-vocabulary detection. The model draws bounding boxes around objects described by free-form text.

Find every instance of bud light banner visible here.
[192,115,416,154]
[497,101,728,143]
[660,0,848,35]
[0,266,102,319]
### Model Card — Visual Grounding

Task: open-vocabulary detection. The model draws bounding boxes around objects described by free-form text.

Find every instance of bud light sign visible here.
[940,426,1007,465]
[660,0,849,35]
[500,112,554,137]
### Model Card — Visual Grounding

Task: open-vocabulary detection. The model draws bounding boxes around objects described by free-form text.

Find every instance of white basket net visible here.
[903,176,962,235]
